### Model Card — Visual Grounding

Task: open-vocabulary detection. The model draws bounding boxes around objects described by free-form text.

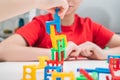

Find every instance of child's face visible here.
[65,0,82,16]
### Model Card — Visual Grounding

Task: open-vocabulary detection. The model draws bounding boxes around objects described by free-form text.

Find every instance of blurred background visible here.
[0,0,120,41]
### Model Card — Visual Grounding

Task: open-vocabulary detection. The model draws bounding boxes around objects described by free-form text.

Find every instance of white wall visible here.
[76,0,120,33]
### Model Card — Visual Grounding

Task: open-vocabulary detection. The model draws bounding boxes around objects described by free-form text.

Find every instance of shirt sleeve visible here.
[15,18,44,46]
[91,19,114,48]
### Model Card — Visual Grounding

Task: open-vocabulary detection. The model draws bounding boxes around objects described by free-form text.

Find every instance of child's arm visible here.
[101,34,120,59]
[0,0,68,21]
[77,34,120,60]
[0,35,78,61]
[0,34,51,61]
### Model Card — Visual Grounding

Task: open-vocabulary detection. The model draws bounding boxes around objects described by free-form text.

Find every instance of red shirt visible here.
[16,14,114,49]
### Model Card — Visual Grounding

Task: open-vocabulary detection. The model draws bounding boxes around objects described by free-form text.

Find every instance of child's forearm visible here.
[0,0,37,21]
[0,0,68,21]
[102,47,120,59]
[88,47,120,60]
[0,44,51,61]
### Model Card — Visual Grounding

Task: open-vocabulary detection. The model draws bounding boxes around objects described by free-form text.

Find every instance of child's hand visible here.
[36,0,68,18]
[77,41,105,59]
[66,41,78,58]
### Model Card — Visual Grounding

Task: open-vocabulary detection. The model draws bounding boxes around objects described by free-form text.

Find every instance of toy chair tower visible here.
[46,8,67,61]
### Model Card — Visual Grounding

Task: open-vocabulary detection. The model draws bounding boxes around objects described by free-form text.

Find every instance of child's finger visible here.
[69,50,77,57]
[58,7,65,18]
[47,8,55,14]
[58,0,68,18]
[84,48,93,57]
[79,48,86,57]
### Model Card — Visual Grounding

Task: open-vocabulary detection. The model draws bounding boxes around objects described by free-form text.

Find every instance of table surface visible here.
[0,60,112,80]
